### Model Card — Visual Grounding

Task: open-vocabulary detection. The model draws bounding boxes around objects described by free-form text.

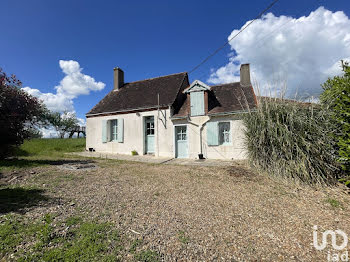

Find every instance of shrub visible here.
[320,60,350,174]
[243,97,342,185]
[131,150,138,156]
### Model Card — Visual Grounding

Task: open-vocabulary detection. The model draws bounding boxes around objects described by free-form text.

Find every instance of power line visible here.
[188,0,281,74]
[193,0,323,82]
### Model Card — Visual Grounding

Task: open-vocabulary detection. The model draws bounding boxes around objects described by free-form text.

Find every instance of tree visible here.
[321,60,350,173]
[0,69,47,158]
[47,111,79,138]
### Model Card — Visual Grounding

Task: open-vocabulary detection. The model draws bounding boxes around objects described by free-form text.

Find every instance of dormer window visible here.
[184,80,211,117]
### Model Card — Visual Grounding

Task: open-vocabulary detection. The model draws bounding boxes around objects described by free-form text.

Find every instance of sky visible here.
[1,0,350,127]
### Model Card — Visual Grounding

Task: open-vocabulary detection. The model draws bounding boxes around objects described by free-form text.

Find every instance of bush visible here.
[131,150,138,156]
[320,60,350,173]
[243,97,342,185]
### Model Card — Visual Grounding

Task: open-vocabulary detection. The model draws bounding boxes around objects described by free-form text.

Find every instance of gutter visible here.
[86,105,170,117]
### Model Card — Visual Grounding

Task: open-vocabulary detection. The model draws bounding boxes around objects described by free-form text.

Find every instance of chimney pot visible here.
[113,67,124,91]
[240,64,251,87]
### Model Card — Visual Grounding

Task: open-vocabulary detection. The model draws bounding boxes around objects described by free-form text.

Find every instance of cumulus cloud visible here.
[22,60,104,138]
[22,60,105,112]
[208,7,350,98]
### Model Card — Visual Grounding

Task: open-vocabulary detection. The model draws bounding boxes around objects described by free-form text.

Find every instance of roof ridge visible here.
[210,82,240,87]
[124,71,188,85]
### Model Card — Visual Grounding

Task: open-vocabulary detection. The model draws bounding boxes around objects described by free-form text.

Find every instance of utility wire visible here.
[193,0,322,82]
[188,0,281,74]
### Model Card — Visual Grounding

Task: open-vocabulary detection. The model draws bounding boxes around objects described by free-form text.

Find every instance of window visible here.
[111,119,118,141]
[146,121,154,135]
[219,122,231,145]
[176,126,187,141]
[190,91,204,116]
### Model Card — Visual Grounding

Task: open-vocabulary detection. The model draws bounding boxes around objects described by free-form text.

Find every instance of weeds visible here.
[0,214,122,261]
[326,198,343,209]
[178,231,190,244]
[134,250,160,262]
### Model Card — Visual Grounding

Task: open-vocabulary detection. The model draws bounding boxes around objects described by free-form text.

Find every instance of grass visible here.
[0,213,123,262]
[0,138,86,170]
[326,198,343,209]
[177,231,190,245]
[0,186,50,213]
[134,250,160,262]
[17,138,86,157]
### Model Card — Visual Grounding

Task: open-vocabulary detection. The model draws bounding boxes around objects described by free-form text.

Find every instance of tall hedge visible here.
[242,97,342,185]
[320,61,350,174]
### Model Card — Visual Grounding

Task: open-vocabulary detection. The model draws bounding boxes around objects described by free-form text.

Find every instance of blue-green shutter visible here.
[117,118,124,143]
[102,120,107,143]
[190,91,204,116]
[206,121,219,146]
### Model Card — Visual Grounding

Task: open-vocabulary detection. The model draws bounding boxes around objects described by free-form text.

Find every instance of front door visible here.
[145,116,155,154]
[175,125,188,158]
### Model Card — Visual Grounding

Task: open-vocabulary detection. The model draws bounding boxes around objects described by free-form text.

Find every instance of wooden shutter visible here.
[190,91,204,116]
[102,120,107,143]
[206,121,219,146]
[117,118,124,143]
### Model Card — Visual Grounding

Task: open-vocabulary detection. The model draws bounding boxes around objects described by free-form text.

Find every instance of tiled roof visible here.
[87,72,188,115]
[173,82,257,118]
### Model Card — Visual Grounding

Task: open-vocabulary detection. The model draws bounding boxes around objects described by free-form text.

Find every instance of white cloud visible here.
[22,60,105,112]
[22,60,104,138]
[208,7,350,98]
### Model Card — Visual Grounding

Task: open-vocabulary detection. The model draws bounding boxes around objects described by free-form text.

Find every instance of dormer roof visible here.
[183,80,211,93]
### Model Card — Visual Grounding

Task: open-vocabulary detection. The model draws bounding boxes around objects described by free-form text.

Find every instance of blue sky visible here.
[1,0,350,121]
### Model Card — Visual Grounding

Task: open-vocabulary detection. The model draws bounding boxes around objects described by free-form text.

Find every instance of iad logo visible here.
[313,225,349,261]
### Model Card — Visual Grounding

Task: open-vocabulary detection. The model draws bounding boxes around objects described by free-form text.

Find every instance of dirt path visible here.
[1,159,349,261]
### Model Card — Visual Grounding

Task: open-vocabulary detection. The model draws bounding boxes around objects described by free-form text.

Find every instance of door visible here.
[145,116,155,154]
[175,125,188,158]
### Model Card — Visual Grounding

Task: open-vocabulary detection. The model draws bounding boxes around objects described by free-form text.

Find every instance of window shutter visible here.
[117,118,124,143]
[206,121,219,146]
[102,120,107,143]
[190,91,204,116]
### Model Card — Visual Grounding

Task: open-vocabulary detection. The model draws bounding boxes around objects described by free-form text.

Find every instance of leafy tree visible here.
[47,111,79,138]
[321,60,350,173]
[0,69,47,158]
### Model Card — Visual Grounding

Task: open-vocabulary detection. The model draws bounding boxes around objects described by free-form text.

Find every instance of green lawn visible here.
[18,138,86,157]
[0,138,86,171]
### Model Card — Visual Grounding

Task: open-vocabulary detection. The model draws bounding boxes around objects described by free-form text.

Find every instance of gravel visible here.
[1,159,349,261]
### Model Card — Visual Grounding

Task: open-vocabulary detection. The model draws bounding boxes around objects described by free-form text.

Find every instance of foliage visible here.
[46,111,79,138]
[26,127,43,139]
[0,214,122,261]
[320,60,350,174]
[131,150,139,156]
[0,69,47,158]
[242,97,342,185]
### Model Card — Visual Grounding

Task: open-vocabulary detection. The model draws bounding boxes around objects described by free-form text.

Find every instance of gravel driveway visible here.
[2,159,349,261]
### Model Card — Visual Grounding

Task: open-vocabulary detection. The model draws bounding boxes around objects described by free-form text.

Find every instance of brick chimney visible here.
[113,67,124,91]
[240,64,251,87]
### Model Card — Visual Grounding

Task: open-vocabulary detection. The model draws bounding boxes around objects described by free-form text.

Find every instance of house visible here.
[86,64,257,159]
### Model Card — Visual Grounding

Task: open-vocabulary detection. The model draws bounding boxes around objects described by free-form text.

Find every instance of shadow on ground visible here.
[0,187,52,214]
[0,159,95,169]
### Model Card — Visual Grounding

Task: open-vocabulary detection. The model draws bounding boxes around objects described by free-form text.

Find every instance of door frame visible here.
[173,124,189,158]
[143,115,155,155]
